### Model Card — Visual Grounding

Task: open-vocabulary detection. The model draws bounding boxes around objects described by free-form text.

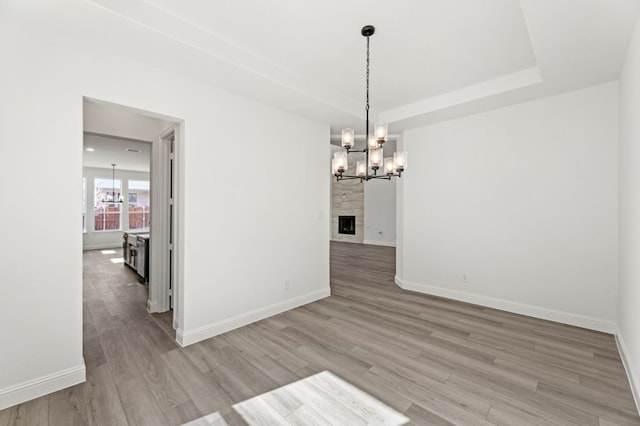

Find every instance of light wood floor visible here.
[1,242,638,425]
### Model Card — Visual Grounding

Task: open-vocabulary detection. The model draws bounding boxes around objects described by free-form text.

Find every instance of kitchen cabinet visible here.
[123,232,150,282]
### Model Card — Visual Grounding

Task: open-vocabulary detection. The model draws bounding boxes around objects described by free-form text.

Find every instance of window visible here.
[94,178,121,231]
[128,180,150,230]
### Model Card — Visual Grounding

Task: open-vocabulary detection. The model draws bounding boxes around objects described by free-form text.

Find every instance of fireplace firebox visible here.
[338,216,356,235]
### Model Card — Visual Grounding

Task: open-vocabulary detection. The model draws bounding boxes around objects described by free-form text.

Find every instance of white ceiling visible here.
[139,0,538,111]
[83,134,151,172]
[8,0,640,134]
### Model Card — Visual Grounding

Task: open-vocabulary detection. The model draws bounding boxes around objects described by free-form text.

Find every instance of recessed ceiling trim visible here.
[86,0,363,119]
[379,67,543,125]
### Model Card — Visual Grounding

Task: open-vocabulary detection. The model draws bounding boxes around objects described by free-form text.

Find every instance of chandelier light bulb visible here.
[341,128,355,149]
[368,135,378,150]
[334,151,348,172]
[384,157,395,175]
[331,158,339,175]
[369,147,383,169]
[375,123,388,144]
[394,151,408,172]
[356,161,367,177]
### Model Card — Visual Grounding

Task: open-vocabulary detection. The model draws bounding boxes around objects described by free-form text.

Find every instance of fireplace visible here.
[338,216,356,235]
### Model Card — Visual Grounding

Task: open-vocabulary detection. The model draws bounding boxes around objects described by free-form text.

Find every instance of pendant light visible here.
[332,25,408,182]
[101,163,123,203]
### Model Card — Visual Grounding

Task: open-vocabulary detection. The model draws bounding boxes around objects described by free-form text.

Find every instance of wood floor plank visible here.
[4,397,48,426]
[161,349,234,417]
[207,346,278,403]
[130,312,179,354]
[305,371,409,424]
[247,354,300,386]
[139,355,191,412]
[161,399,203,426]
[364,366,493,425]
[0,407,9,426]
[1,243,638,425]
[233,396,290,425]
[47,384,87,426]
[286,405,334,426]
[447,371,599,425]
[182,342,218,374]
[487,404,569,426]
[232,325,310,373]
[119,320,191,411]
[85,363,129,426]
[536,381,640,424]
[83,335,108,370]
[403,403,455,426]
[115,376,170,426]
[221,409,247,426]
[580,372,639,396]
[99,329,141,385]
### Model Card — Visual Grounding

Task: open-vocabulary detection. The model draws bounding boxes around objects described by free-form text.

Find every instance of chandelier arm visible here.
[369,172,403,180]
[336,175,364,181]
[344,147,368,154]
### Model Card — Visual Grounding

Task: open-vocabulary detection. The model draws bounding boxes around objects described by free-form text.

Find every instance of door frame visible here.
[148,125,179,324]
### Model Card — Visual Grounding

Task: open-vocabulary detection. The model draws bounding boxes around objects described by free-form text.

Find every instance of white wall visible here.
[83,167,150,250]
[618,12,640,411]
[397,82,618,332]
[364,140,397,246]
[0,7,329,409]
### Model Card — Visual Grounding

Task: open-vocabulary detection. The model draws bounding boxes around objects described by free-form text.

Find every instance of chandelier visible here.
[101,163,123,203]
[332,25,407,182]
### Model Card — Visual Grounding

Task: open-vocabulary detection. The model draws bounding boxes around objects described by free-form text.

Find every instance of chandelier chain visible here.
[366,35,370,114]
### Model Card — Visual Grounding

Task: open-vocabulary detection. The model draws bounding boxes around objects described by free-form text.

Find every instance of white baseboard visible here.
[330,239,364,244]
[82,243,122,251]
[395,276,615,334]
[0,364,86,411]
[615,325,640,415]
[363,240,396,247]
[176,288,331,347]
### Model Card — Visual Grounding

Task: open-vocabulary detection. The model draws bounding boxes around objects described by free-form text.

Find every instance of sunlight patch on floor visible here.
[101,249,117,254]
[231,370,408,425]
[182,371,408,425]
[181,411,227,426]
[109,257,125,263]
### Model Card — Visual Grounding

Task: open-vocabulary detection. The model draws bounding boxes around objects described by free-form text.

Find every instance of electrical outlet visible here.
[462,273,468,283]
[284,279,290,290]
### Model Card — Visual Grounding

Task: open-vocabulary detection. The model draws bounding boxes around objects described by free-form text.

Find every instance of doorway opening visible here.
[82,98,182,338]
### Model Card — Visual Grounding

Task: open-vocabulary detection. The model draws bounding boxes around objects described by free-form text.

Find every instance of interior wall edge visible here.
[394,275,616,334]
